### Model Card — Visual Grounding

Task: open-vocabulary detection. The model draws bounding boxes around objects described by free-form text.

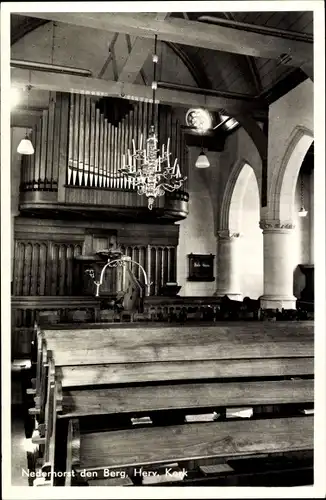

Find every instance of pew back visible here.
[34,321,314,486]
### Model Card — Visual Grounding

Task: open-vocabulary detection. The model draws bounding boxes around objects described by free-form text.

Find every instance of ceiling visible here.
[170,11,312,96]
[10,11,313,129]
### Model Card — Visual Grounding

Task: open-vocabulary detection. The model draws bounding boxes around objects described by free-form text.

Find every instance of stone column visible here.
[215,230,242,300]
[259,220,297,310]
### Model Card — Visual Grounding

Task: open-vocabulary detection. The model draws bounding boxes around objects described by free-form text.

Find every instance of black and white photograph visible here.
[1,1,325,498]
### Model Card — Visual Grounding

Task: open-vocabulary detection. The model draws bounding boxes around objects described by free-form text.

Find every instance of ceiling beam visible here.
[197,15,313,43]
[20,13,313,67]
[11,68,265,115]
[118,13,168,84]
[97,32,119,79]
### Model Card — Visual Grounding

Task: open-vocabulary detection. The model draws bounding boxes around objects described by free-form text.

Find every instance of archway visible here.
[271,127,314,300]
[229,164,263,299]
[269,125,314,222]
[292,143,314,301]
[219,160,263,299]
[261,126,314,310]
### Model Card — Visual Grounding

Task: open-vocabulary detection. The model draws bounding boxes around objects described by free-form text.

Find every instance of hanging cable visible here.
[51,22,55,65]
[17,71,34,155]
[298,172,308,217]
[151,35,158,126]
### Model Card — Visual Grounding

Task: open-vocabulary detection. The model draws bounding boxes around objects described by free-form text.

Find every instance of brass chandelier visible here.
[119,36,187,210]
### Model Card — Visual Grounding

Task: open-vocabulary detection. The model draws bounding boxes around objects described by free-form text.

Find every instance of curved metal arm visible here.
[94,256,152,297]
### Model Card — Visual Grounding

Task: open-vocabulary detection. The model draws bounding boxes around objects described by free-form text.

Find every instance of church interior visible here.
[7,7,319,490]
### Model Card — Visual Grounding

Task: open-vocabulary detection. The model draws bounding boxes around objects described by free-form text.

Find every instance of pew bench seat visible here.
[66,415,313,486]
[58,379,313,418]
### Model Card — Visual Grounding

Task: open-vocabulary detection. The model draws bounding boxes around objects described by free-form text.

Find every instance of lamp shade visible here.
[195,150,210,169]
[298,206,308,217]
[17,137,34,155]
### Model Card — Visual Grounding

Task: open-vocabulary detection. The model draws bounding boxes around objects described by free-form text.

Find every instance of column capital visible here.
[259,219,295,232]
[217,230,241,240]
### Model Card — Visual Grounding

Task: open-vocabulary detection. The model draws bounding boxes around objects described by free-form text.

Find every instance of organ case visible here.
[19,92,189,220]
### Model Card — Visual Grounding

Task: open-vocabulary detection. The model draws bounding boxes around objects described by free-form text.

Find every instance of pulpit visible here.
[74,254,118,298]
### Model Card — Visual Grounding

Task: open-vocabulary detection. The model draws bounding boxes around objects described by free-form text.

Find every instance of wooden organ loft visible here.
[12,91,193,357]
[19,92,189,219]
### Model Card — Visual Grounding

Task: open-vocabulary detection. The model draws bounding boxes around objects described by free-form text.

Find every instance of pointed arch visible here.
[269,125,313,221]
[219,158,261,231]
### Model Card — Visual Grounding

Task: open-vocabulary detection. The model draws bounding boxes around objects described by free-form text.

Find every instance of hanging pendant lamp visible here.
[17,135,34,155]
[195,149,210,169]
[17,82,34,155]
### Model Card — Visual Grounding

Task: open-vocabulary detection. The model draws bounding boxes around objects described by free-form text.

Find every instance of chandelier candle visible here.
[119,35,187,210]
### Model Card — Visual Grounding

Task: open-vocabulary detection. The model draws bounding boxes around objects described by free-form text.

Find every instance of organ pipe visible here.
[20,93,186,195]
[66,96,186,191]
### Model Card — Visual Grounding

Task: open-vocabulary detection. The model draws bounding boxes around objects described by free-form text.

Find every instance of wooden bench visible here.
[29,322,314,486]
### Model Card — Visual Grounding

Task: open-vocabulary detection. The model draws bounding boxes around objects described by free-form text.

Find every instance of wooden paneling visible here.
[119,243,175,293]
[13,240,82,296]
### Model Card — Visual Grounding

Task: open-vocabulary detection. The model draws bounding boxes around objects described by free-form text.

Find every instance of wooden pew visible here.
[31,322,314,486]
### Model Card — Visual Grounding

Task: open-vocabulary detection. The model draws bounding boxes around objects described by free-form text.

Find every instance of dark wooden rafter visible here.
[12,68,266,116]
[125,34,132,53]
[197,13,313,43]
[97,32,119,79]
[166,42,212,90]
[222,12,263,95]
[97,53,113,79]
[258,67,308,103]
[234,114,268,161]
[125,34,147,86]
[117,13,169,84]
[195,11,313,81]
[19,13,312,67]
[11,14,203,91]
[156,81,258,102]
[110,46,118,81]
[11,17,47,45]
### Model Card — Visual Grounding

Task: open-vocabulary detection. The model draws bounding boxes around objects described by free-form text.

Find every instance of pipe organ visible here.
[14,92,187,348]
[20,92,61,193]
[20,92,188,195]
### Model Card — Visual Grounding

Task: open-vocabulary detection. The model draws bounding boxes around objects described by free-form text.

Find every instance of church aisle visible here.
[11,409,29,486]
